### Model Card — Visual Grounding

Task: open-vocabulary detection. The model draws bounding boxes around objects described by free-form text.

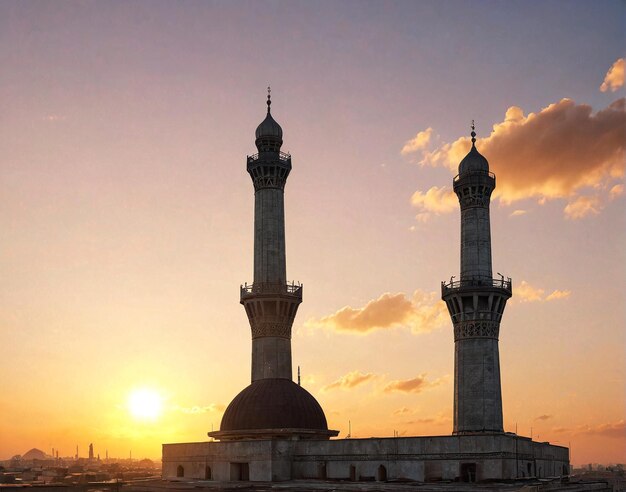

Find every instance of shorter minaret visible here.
[210,90,336,441]
[442,123,512,435]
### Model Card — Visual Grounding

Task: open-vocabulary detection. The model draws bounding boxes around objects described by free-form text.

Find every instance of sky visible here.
[0,0,624,466]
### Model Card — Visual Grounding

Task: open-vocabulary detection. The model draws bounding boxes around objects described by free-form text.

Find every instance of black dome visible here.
[220,378,328,431]
[459,144,489,174]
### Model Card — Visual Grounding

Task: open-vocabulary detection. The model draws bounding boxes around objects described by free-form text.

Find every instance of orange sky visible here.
[0,1,624,465]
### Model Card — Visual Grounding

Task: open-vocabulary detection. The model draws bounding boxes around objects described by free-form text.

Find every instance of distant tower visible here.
[89,443,94,460]
[210,89,336,441]
[442,123,512,435]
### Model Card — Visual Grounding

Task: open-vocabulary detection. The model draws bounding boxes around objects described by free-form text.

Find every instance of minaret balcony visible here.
[240,282,303,302]
[441,276,512,297]
[247,151,291,165]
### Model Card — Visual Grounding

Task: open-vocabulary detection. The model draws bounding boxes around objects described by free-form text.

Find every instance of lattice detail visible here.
[457,187,493,208]
[249,321,293,339]
[252,176,287,190]
[454,320,500,341]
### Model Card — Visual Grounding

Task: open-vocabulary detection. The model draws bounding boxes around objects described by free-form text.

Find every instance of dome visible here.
[458,124,489,174]
[458,144,489,174]
[254,89,283,152]
[220,378,328,432]
[255,112,283,140]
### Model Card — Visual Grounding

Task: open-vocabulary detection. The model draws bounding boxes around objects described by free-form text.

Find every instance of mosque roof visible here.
[220,378,329,432]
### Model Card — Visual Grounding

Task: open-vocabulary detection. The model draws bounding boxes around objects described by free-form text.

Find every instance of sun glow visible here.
[127,388,163,421]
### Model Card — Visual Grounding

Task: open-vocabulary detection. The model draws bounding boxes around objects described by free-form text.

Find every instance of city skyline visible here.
[0,1,624,465]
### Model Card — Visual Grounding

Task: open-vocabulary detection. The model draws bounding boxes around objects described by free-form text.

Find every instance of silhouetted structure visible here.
[162,103,569,483]
[441,123,512,434]
[209,89,336,442]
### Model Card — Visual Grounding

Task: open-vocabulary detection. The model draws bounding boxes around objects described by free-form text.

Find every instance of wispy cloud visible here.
[383,373,449,394]
[553,420,625,439]
[564,195,602,219]
[410,186,457,222]
[535,414,553,421]
[600,58,625,92]
[406,98,625,220]
[509,209,527,217]
[516,281,571,303]
[175,403,225,414]
[306,290,447,335]
[401,127,433,155]
[322,371,376,392]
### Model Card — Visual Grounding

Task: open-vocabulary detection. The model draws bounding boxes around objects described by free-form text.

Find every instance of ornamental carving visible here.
[249,320,293,339]
[454,320,500,341]
[252,176,287,190]
[457,186,493,208]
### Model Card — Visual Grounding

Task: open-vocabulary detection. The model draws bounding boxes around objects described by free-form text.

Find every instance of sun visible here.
[127,388,163,421]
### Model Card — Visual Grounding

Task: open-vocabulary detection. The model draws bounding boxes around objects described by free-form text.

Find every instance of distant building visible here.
[162,94,569,483]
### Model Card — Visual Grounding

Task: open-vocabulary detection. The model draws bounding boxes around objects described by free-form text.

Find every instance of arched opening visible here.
[205,465,212,480]
[377,465,387,482]
[176,465,184,478]
[460,463,476,483]
[563,465,568,476]
[349,465,356,481]
[527,463,532,476]
[318,462,327,480]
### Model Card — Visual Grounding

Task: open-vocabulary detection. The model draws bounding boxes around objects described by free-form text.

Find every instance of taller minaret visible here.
[241,88,302,382]
[442,123,512,435]
[212,90,336,441]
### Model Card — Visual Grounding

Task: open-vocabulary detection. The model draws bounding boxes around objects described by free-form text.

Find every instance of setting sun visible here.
[127,389,163,421]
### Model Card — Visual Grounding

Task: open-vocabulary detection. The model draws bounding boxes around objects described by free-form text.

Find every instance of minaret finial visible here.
[471,120,476,146]
[267,86,271,114]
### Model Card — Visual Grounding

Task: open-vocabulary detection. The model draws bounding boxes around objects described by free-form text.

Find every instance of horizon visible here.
[0,0,624,467]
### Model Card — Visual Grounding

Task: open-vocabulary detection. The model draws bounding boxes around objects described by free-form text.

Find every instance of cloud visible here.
[383,373,449,394]
[600,58,625,92]
[545,290,571,301]
[553,420,625,439]
[176,403,225,414]
[535,414,553,421]
[509,209,527,217]
[609,183,624,199]
[410,186,458,221]
[515,281,571,303]
[306,290,448,334]
[393,406,413,416]
[516,281,545,303]
[401,127,433,155]
[564,195,602,219]
[322,371,376,392]
[406,411,452,426]
[409,99,625,219]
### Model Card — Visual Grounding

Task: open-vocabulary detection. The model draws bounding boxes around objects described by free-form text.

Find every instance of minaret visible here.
[211,90,336,441]
[241,87,302,381]
[442,123,512,435]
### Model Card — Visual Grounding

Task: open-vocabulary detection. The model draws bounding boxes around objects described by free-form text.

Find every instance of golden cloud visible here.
[322,371,376,392]
[564,195,602,219]
[410,186,458,220]
[383,373,449,394]
[553,420,625,439]
[401,127,433,155]
[175,403,225,414]
[609,183,624,199]
[600,58,625,92]
[509,209,527,217]
[515,281,571,303]
[408,99,625,218]
[306,290,448,334]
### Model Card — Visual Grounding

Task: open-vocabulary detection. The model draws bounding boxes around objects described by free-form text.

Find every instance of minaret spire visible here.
[442,129,512,435]
[267,85,271,113]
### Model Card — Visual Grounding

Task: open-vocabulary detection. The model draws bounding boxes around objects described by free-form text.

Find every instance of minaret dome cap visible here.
[458,121,489,174]
[255,87,283,152]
